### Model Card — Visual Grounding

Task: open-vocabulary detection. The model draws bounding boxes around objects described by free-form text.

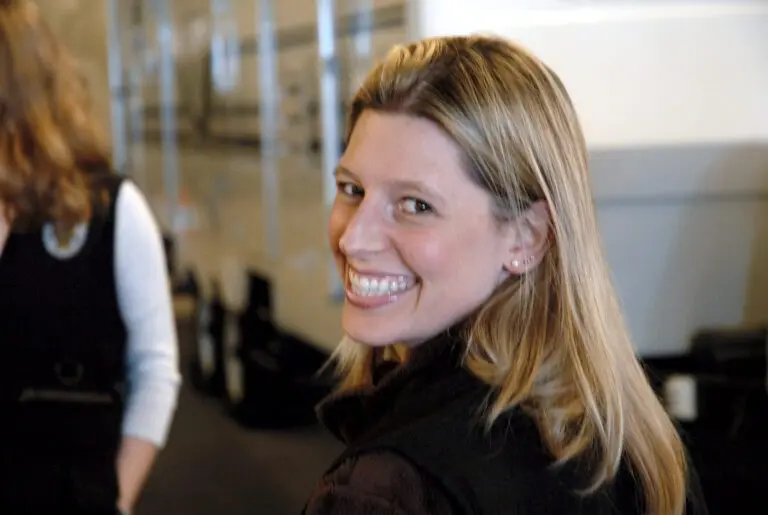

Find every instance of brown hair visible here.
[0,0,112,232]
[332,35,689,514]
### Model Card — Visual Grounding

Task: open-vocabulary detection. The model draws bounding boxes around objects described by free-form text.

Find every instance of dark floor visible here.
[136,386,341,515]
[135,317,343,515]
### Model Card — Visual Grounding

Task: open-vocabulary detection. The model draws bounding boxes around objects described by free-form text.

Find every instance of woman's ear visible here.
[503,201,551,275]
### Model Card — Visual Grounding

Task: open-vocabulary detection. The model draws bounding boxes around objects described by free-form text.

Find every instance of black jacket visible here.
[305,326,709,514]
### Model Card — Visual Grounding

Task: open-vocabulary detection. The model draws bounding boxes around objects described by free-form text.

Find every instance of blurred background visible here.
[33,1,768,513]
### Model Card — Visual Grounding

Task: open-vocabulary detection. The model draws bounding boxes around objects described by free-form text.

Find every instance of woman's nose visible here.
[338,202,388,258]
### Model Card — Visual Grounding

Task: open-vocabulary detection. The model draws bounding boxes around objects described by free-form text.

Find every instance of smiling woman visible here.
[303,35,708,515]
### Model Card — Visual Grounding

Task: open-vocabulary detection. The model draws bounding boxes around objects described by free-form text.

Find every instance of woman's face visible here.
[329,110,535,347]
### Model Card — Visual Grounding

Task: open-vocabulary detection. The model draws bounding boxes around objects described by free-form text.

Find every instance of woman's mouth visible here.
[345,266,418,309]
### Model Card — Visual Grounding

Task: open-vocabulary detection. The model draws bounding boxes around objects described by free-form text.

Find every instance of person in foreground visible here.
[303,35,708,514]
[0,2,180,514]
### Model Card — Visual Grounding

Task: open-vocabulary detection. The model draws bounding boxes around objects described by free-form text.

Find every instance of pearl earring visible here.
[512,256,534,268]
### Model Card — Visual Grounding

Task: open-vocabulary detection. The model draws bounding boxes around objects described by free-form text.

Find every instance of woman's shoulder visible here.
[113,179,147,213]
[333,403,647,514]
[111,179,161,234]
[306,445,647,515]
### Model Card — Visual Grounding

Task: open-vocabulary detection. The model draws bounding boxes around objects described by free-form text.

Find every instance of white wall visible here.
[408,0,768,355]
[410,0,768,148]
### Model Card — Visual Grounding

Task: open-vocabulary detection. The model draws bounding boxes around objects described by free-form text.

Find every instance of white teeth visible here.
[348,270,412,297]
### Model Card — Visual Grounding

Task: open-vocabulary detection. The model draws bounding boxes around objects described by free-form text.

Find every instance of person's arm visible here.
[113,181,182,514]
[304,451,456,514]
[115,437,161,513]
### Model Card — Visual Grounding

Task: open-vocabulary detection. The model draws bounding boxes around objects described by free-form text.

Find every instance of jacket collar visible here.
[316,323,483,444]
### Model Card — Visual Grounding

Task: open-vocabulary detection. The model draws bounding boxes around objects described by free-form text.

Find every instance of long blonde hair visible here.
[331,35,688,514]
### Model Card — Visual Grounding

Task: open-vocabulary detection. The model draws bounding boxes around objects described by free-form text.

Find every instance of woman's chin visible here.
[341,320,398,348]
[343,329,396,348]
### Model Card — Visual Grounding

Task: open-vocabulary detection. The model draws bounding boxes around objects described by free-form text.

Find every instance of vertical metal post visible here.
[350,0,373,95]
[127,51,146,183]
[317,0,343,298]
[211,0,241,95]
[258,0,280,262]
[317,0,340,211]
[153,0,181,232]
[127,0,146,185]
[105,0,127,174]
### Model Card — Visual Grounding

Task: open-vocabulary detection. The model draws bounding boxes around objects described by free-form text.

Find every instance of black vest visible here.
[313,328,701,514]
[0,172,128,514]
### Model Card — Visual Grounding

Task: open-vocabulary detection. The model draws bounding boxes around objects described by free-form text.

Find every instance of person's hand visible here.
[116,436,159,515]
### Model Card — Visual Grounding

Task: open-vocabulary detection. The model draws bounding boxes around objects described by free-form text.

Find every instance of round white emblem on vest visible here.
[42,222,89,260]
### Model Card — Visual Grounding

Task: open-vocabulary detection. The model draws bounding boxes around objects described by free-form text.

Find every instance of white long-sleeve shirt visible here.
[114,181,182,447]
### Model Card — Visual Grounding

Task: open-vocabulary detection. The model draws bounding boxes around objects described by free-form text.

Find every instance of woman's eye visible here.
[400,197,432,215]
[337,181,363,197]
